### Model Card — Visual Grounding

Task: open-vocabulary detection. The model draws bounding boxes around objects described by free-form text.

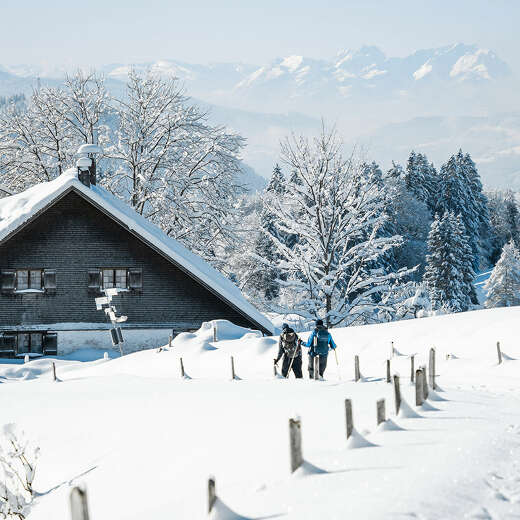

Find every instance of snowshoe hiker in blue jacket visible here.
[304,319,337,379]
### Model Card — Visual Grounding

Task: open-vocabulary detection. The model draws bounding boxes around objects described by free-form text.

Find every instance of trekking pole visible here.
[286,338,301,379]
[286,353,296,379]
[334,349,342,381]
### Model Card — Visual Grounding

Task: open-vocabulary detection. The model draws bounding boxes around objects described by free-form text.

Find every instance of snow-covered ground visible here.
[1,308,520,519]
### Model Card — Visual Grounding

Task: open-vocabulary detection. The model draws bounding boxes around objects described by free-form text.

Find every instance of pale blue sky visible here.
[2,0,519,70]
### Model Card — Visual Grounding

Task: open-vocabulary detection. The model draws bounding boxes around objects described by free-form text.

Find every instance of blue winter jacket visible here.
[305,326,337,356]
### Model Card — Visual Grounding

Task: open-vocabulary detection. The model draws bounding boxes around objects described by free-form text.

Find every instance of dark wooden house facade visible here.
[0,161,272,357]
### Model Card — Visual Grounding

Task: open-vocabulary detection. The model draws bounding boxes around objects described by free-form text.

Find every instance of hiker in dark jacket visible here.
[304,319,337,378]
[274,323,303,378]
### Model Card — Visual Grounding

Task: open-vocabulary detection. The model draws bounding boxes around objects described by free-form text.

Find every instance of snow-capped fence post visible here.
[180,357,185,378]
[52,362,57,382]
[345,399,353,439]
[168,335,172,349]
[497,341,502,365]
[391,341,395,358]
[386,359,391,383]
[415,369,424,406]
[377,399,386,426]
[289,416,303,473]
[422,365,429,399]
[313,356,319,380]
[429,348,436,390]
[213,323,217,343]
[355,355,360,382]
[208,476,217,514]
[231,356,237,380]
[24,354,29,364]
[410,355,415,383]
[70,486,90,520]
[393,375,401,415]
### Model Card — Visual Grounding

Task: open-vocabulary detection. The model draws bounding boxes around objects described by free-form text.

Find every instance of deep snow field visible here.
[2,307,520,519]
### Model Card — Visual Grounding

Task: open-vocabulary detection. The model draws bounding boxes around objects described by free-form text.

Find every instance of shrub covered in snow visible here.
[0,424,39,519]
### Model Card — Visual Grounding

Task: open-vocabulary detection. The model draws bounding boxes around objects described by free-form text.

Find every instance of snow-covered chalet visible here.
[0,146,273,357]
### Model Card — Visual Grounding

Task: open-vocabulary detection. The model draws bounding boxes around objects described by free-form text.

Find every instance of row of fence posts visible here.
[68,345,441,518]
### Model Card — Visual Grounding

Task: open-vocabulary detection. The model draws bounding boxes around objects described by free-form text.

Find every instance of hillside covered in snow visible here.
[2,307,520,519]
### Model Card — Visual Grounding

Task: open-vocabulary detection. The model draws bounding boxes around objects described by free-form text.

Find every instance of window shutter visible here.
[43,332,58,355]
[88,270,102,293]
[128,268,143,291]
[1,270,15,293]
[43,269,57,293]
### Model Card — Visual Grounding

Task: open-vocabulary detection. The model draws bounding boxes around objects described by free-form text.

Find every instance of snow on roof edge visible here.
[0,171,273,334]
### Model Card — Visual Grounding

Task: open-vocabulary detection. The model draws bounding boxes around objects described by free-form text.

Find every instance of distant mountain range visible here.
[0,44,519,190]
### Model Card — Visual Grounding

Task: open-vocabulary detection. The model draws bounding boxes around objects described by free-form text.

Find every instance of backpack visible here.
[313,327,330,355]
[281,331,299,357]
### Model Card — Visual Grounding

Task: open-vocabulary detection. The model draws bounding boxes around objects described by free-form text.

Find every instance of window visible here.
[0,331,56,358]
[102,269,128,289]
[89,268,142,293]
[1,269,56,294]
[15,269,42,291]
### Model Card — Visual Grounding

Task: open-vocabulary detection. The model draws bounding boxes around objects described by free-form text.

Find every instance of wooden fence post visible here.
[377,398,386,426]
[410,355,415,383]
[70,486,90,520]
[289,417,303,473]
[180,357,185,378]
[345,399,353,439]
[231,356,236,380]
[429,348,436,389]
[497,341,502,365]
[168,335,172,349]
[391,341,395,358]
[415,369,424,406]
[52,362,56,382]
[355,355,360,382]
[213,324,217,343]
[386,359,391,383]
[313,356,320,380]
[393,375,401,415]
[208,476,216,514]
[422,365,429,399]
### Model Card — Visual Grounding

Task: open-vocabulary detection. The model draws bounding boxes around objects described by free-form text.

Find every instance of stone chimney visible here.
[76,144,102,188]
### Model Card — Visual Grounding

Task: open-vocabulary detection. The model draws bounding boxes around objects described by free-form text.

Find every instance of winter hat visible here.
[315,319,324,327]
[282,323,289,330]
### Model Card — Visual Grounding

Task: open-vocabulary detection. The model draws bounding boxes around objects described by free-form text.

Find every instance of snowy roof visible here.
[0,170,274,334]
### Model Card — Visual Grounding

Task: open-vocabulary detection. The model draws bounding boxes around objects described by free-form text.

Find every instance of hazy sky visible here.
[2,0,519,71]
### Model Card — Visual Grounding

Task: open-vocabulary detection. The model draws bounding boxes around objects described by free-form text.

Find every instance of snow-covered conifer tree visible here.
[484,241,520,308]
[436,151,488,271]
[247,165,286,300]
[384,175,431,279]
[267,126,411,327]
[404,151,438,213]
[504,191,520,247]
[423,212,475,312]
